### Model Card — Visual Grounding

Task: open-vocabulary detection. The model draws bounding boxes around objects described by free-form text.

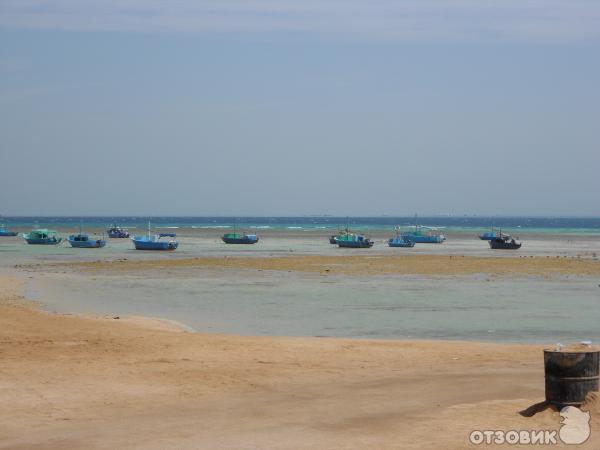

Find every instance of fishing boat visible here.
[388,226,415,248]
[479,231,498,240]
[132,222,178,251]
[222,233,259,244]
[69,234,106,248]
[329,227,351,244]
[0,225,17,237]
[69,224,106,248]
[107,223,130,238]
[336,233,374,248]
[22,229,62,245]
[479,226,498,240]
[0,216,17,236]
[400,215,446,243]
[329,218,356,244]
[401,225,446,243]
[489,233,521,250]
[222,222,259,244]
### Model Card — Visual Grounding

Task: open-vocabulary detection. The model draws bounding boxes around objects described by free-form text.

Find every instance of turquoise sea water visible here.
[3,216,600,235]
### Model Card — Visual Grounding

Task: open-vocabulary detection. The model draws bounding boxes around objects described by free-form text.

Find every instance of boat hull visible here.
[388,239,415,248]
[25,238,62,245]
[222,236,259,244]
[489,240,521,250]
[69,239,106,248]
[337,240,374,248]
[0,231,17,237]
[133,240,178,251]
[401,234,445,244]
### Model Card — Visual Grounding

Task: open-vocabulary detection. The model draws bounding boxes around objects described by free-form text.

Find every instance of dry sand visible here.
[2,274,600,449]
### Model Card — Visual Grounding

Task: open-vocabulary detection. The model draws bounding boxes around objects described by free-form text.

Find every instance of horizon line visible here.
[4,214,600,219]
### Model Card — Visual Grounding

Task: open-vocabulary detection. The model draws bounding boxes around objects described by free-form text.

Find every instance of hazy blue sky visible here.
[1,1,599,216]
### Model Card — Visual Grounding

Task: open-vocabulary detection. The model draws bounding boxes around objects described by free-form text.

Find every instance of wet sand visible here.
[2,273,600,449]
[50,253,600,277]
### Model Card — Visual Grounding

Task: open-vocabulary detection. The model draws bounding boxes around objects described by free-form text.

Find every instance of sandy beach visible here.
[2,253,600,449]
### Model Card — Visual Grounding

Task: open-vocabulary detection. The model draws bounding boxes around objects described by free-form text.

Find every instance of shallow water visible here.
[27,268,600,344]
[5,231,600,344]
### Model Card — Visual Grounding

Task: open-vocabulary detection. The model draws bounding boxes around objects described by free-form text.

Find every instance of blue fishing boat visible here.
[0,226,17,237]
[0,217,17,236]
[222,233,259,244]
[336,233,374,248]
[132,222,178,251]
[401,225,446,243]
[107,223,130,238]
[69,225,106,248]
[222,222,259,244]
[69,234,106,248]
[388,226,415,248]
[479,226,498,240]
[22,229,62,245]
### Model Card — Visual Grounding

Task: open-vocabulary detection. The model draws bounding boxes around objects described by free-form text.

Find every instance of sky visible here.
[1,1,599,216]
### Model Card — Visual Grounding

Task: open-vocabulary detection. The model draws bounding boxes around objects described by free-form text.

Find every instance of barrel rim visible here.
[544,349,600,355]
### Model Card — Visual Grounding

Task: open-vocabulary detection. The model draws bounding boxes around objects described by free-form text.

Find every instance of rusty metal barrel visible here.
[544,347,599,406]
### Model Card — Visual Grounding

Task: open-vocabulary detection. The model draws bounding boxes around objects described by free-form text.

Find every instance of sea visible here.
[3,216,600,235]
[3,215,600,344]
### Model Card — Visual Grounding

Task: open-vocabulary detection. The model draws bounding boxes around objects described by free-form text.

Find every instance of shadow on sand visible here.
[519,401,557,417]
